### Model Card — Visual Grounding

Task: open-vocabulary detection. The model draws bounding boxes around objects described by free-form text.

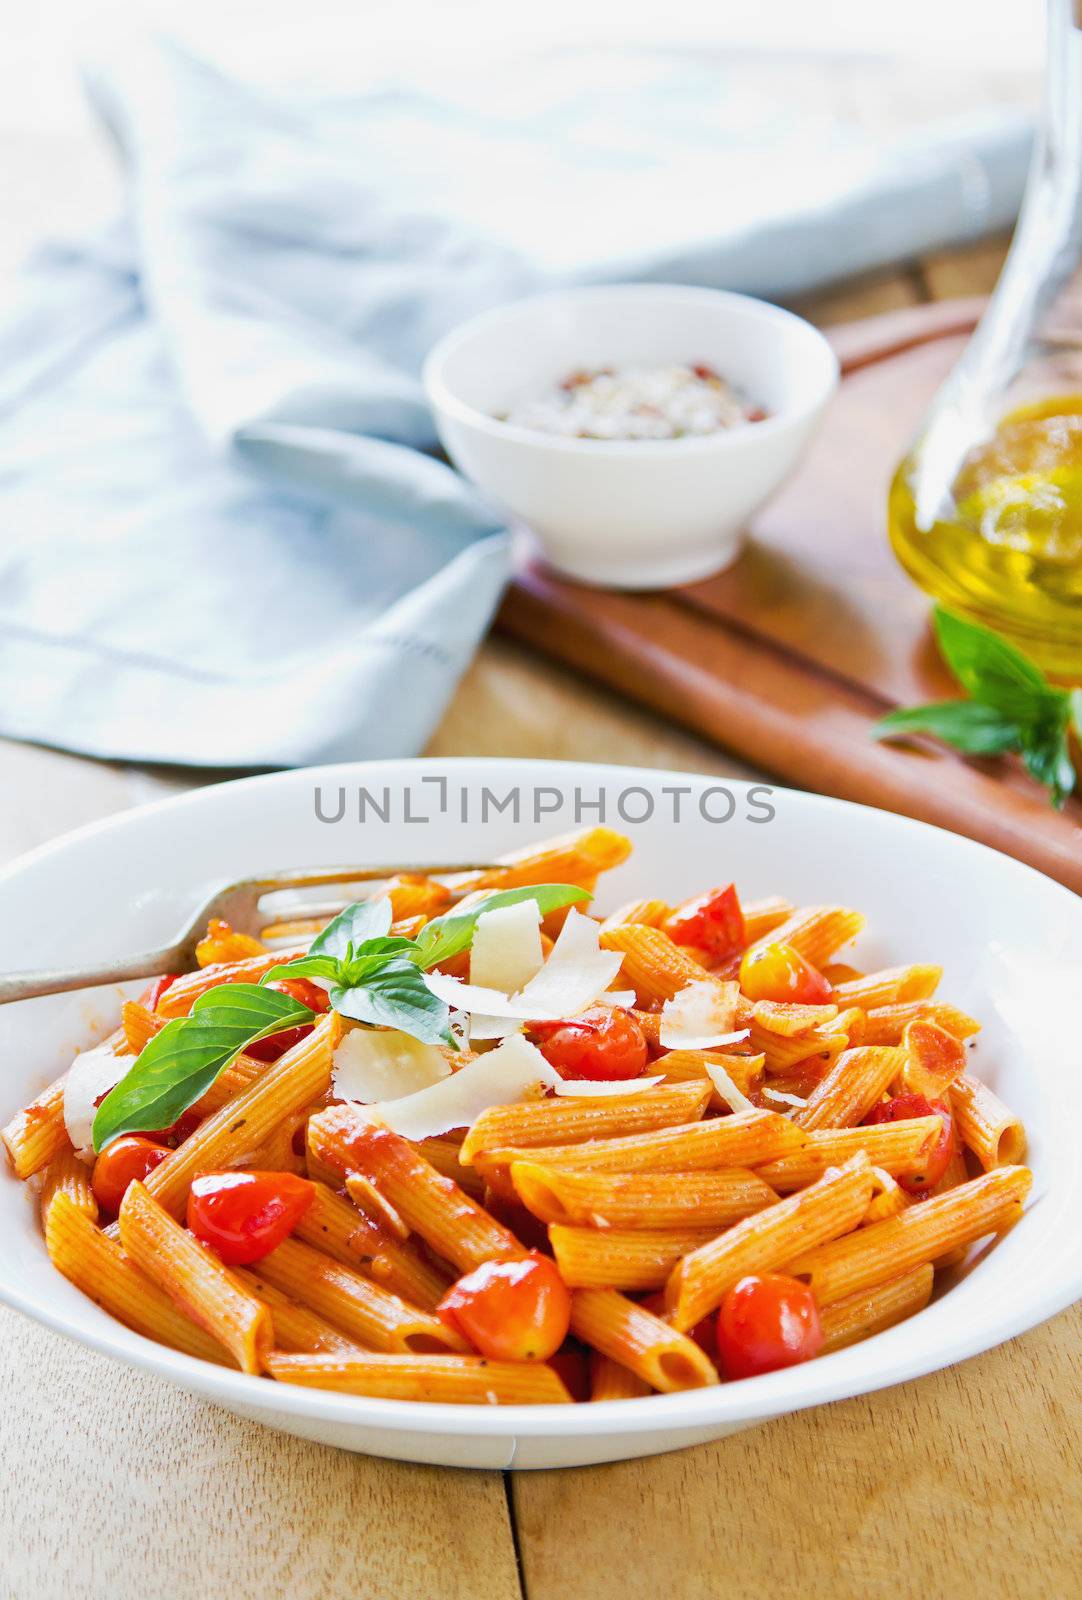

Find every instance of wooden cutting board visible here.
[498,299,1082,893]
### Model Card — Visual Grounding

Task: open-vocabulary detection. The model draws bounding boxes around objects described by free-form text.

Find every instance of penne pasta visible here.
[740,896,795,944]
[655,1049,765,1109]
[818,1264,935,1353]
[950,1074,1027,1170]
[783,1166,1032,1304]
[145,1015,339,1216]
[550,1224,721,1290]
[455,826,632,894]
[476,1109,806,1182]
[589,1352,651,1400]
[510,1161,778,1229]
[266,1350,573,1404]
[414,1135,486,1199]
[234,1270,363,1354]
[45,1192,233,1366]
[744,906,865,968]
[295,1182,451,1310]
[460,1081,710,1165]
[570,1289,718,1391]
[600,899,670,931]
[752,1001,840,1037]
[155,946,308,1017]
[39,1147,98,1226]
[253,1235,465,1354]
[755,1117,941,1193]
[832,965,942,1009]
[118,1181,272,1374]
[599,923,734,1007]
[793,1046,908,1130]
[309,1106,526,1272]
[861,1000,980,1046]
[665,1155,875,1331]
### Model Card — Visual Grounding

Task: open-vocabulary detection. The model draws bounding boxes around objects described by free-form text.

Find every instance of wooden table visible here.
[2,62,1079,1600]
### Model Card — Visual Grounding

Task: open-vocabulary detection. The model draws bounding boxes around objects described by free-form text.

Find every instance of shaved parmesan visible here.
[360,1034,561,1140]
[762,1087,808,1109]
[469,900,544,994]
[597,990,636,1009]
[659,980,747,1050]
[423,972,524,1017]
[703,1057,755,1114]
[552,1075,665,1098]
[424,909,623,1027]
[333,1028,451,1103]
[518,908,624,1016]
[63,1039,127,1157]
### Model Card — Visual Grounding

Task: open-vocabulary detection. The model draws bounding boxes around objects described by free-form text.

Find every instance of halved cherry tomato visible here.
[437,1251,571,1362]
[92,1135,172,1216]
[739,940,833,1005]
[716,1273,823,1379]
[549,1342,591,1402]
[866,1092,955,1195]
[528,1006,648,1081]
[138,974,178,1011]
[187,1171,314,1265]
[666,884,745,965]
[243,977,329,1062]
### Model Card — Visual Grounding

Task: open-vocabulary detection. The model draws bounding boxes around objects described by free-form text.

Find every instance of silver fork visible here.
[0,862,496,1005]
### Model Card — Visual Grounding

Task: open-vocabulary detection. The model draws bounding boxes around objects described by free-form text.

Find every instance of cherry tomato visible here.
[138,974,178,1011]
[665,884,745,965]
[437,1251,571,1362]
[274,978,331,1013]
[739,941,833,1005]
[187,1171,314,1265]
[716,1273,823,1379]
[866,1092,955,1195]
[529,1006,648,1081]
[548,1342,590,1402]
[243,977,328,1062]
[92,1135,172,1216]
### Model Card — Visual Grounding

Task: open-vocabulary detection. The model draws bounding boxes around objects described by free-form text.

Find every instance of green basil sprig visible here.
[92,983,314,1151]
[872,607,1082,809]
[92,882,591,1151]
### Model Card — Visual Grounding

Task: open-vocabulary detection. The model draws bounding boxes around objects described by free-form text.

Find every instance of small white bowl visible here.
[424,285,839,588]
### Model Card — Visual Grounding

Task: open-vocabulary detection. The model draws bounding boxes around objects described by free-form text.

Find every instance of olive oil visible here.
[888,396,1082,679]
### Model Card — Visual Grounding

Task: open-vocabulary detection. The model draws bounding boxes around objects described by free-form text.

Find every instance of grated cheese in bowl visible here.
[500,363,766,441]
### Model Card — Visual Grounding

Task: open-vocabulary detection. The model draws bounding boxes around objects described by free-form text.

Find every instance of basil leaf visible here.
[933,608,1063,721]
[1020,716,1077,811]
[415,883,591,970]
[871,701,1022,756]
[92,983,314,1151]
[331,956,453,1046]
[260,955,341,986]
[309,898,393,962]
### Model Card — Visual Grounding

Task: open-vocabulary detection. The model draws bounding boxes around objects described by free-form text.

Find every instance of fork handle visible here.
[0,947,183,1005]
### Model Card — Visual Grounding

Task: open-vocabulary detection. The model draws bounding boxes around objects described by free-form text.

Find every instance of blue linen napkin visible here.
[0,39,1032,768]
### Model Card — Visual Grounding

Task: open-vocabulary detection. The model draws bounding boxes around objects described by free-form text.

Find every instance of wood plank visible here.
[920,235,1011,300]
[0,1314,521,1600]
[786,264,924,327]
[512,1305,1082,1600]
[427,636,761,779]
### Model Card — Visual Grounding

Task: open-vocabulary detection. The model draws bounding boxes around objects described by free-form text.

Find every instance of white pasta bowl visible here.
[0,759,1079,1471]
[423,285,839,588]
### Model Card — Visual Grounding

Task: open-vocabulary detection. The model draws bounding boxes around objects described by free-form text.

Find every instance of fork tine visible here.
[245,864,499,893]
